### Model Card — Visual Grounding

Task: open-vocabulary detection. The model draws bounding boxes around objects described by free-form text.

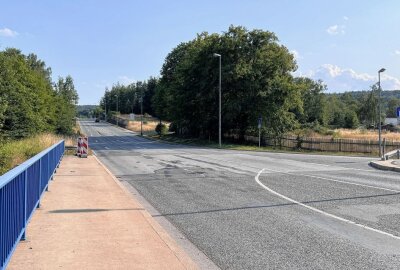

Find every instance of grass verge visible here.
[0,133,78,175]
[146,134,376,158]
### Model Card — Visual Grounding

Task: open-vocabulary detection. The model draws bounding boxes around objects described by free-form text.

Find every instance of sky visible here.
[1,0,399,105]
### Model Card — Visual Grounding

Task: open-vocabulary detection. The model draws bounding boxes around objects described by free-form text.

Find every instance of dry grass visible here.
[0,133,65,175]
[127,121,159,132]
[334,129,400,141]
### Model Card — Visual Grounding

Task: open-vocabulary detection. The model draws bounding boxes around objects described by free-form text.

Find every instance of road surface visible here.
[79,120,400,270]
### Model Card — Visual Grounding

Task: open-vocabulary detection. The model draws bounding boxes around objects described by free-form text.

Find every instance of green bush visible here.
[155,123,168,135]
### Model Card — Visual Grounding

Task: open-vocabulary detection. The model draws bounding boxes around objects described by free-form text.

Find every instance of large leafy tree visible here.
[0,48,78,138]
[294,78,328,126]
[154,25,301,139]
[55,76,78,134]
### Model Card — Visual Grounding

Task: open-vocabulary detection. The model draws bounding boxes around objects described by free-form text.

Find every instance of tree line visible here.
[99,26,398,140]
[0,48,78,139]
[99,78,157,117]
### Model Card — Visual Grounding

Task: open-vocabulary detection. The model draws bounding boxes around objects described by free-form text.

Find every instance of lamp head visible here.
[213,53,221,57]
[379,68,386,73]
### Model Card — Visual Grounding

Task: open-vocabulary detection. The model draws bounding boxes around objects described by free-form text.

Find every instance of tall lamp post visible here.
[104,91,107,121]
[116,92,119,127]
[140,83,143,136]
[213,53,222,148]
[378,68,386,158]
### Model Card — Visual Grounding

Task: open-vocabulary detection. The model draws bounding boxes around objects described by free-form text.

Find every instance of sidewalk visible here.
[370,159,400,172]
[8,155,197,270]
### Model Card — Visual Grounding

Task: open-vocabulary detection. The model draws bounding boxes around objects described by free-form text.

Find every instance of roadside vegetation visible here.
[0,133,77,175]
[0,48,78,175]
[95,25,400,146]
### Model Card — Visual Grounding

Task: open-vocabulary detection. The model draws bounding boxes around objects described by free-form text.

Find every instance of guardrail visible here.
[0,140,64,270]
[383,149,400,160]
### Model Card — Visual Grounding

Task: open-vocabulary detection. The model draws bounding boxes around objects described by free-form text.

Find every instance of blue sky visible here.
[1,0,399,105]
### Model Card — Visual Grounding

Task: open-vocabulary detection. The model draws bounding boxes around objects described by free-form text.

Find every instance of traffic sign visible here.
[258,117,262,129]
[397,107,400,118]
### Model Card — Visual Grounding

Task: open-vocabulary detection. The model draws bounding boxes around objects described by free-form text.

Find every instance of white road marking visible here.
[262,167,400,193]
[255,168,400,240]
[295,160,378,173]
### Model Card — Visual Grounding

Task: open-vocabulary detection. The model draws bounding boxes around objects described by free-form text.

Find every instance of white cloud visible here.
[326,17,348,36]
[395,50,400,55]
[297,64,400,92]
[326,25,339,35]
[118,75,136,85]
[290,50,302,61]
[326,24,345,35]
[0,27,18,37]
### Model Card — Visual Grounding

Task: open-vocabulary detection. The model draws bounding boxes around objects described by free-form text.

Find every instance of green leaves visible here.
[154,25,301,139]
[0,48,78,138]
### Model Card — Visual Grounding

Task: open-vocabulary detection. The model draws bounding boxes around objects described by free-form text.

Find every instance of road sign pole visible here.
[258,116,262,148]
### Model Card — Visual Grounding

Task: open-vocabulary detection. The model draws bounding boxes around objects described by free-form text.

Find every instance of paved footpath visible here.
[370,159,400,172]
[8,155,197,270]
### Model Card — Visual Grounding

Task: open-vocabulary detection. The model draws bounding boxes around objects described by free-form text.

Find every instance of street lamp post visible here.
[104,92,107,121]
[213,53,222,148]
[140,83,143,136]
[378,68,386,158]
[116,93,119,127]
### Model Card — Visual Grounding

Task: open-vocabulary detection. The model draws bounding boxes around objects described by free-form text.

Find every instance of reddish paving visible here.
[8,155,197,270]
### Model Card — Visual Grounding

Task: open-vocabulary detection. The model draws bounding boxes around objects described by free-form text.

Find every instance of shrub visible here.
[155,123,168,135]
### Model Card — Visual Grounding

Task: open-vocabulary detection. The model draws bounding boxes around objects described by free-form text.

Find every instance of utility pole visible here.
[140,86,143,136]
[378,68,386,158]
[116,93,119,127]
[104,92,107,121]
[213,53,222,148]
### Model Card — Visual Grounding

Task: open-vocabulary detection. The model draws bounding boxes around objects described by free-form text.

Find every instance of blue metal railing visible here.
[0,140,64,270]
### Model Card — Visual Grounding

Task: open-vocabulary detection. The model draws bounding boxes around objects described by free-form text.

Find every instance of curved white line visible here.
[255,168,400,240]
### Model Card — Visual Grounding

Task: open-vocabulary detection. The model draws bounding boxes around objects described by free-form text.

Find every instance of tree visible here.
[387,97,400,118]
[294,78,328,126]
[55,76,78,134]
[358,85,379,127]
[0,97,7,130]
[344,110,359,128]
[154,25,300,140]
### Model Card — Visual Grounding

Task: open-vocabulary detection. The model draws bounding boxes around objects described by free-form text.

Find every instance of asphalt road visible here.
[79,120,400,270]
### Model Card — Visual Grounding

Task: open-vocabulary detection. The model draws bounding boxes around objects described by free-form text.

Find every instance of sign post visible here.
[258,116,262,148]
[397,107,400,125]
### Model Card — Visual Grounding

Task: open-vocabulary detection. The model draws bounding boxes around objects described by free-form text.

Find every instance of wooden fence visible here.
[225,134,400,155]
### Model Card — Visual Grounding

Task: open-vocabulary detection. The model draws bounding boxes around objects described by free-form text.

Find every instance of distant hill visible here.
[77,105,98,117]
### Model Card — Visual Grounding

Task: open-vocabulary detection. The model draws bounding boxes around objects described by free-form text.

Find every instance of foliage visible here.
[0,48,78,139]
[387,97,400,118]
[76,105,98,118]
[155,123,168,135]
[0,133,64,175]
[54,76,79,135]
[154,25,301,139]
[294,78,328,126]
[99,77,159,118]
[98,26,400,141]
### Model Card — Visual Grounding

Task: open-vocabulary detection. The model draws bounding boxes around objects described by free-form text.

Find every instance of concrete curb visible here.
[369,160,400,173]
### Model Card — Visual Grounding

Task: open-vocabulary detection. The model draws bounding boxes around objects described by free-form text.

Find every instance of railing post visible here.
[46,153,49,191]
[38,158,42,208]
[22,170,28,241]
